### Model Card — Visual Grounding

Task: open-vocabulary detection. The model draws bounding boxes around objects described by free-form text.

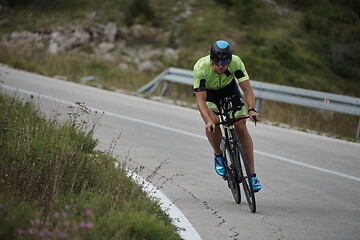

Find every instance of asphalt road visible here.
[1,65,359,240]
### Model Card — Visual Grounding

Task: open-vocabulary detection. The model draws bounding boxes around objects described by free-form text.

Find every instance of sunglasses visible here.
[212,58,231,66]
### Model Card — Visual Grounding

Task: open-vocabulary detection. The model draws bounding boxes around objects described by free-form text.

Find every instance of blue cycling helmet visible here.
[210,40,232,65]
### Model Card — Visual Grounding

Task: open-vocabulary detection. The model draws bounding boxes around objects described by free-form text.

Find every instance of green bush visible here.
[125,0,156,26]
[237,0,277,25]
[1,0,88,9]
[301,2,360,82]
[0,199,35,240]
[98,209,179,240]
[213,0,277,25]
[2,0,34,8]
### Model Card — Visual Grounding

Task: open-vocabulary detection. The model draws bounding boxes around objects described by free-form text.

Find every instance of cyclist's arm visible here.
[195,91,215,132]
[239,80,260,122]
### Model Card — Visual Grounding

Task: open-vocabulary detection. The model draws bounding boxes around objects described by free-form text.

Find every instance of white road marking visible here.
[255,150,360,182]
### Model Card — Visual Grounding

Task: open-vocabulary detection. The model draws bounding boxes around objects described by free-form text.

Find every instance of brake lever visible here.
[252,116,258,126]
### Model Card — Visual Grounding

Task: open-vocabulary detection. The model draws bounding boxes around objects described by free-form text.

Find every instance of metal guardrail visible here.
[137,67,360,139]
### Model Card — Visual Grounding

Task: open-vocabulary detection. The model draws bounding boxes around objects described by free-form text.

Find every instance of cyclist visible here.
[193,40,262,192]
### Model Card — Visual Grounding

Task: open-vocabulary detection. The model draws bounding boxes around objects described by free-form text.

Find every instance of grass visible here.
[261,100,359,140]
[0,93,181,240]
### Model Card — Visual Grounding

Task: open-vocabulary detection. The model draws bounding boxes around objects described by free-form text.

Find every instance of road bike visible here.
[215,96,256,213]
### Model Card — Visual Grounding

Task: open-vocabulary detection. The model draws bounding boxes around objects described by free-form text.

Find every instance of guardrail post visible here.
[357,120,360,140]
[160,81,171,96]
[136,68,169,95]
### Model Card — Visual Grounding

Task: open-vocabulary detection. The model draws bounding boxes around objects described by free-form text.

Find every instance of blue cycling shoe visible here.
[214,153,226,176]
[250,175,262,192]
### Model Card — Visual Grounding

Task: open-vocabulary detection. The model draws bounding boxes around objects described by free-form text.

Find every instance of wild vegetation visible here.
[0,1,359,133]
[0,93,181,239]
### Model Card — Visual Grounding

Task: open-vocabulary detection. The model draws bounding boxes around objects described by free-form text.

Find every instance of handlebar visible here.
[214,95,258,126]
[215,115,250,126]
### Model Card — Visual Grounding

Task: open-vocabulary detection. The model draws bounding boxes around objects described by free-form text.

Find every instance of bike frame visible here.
[216,95,256,213]
[219,110,245,183]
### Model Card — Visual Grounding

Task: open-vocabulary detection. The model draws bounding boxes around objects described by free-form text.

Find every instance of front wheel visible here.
[222,137,241,204]
[237,143,256,213]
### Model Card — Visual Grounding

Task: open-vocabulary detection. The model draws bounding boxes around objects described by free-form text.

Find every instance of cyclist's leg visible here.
[205,102,222,154]
[205,102,227,176]
[234,117,255,173]
[235,118,262,192]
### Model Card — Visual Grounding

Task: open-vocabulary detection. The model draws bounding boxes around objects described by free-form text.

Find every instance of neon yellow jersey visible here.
[193,55,249,91]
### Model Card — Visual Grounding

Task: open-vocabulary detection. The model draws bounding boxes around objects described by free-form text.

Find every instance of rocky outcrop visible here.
[1,23,179,72]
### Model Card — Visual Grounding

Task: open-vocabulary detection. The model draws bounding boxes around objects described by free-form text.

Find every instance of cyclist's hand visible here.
[205,121,216,133]
[249,111,260,125]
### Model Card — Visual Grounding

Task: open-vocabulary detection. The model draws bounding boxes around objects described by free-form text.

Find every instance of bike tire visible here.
[221,137,241,204]
[237,143,256,213]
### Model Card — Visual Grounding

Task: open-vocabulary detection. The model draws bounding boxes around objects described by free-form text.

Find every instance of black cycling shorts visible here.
[206,79,245,115]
